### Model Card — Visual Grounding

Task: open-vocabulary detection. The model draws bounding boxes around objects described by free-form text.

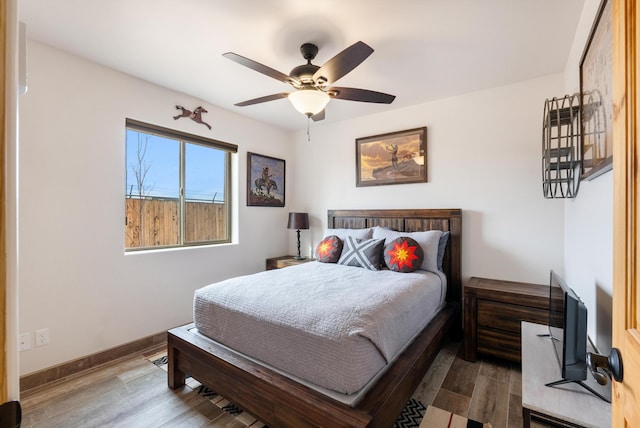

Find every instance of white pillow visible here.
[372,226,443,273]
[324,227,373,241]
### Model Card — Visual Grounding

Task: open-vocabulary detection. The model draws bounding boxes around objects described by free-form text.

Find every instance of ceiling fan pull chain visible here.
[307,116,311,142]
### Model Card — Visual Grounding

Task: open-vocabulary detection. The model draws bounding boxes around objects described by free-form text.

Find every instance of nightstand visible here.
[464,277,549,362]
[266,256,315,270]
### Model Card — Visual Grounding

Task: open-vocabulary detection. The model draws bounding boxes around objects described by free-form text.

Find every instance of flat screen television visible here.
[547,270,588,382]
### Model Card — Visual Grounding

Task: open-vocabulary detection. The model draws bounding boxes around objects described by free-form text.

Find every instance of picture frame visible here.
[579,0,612,180]
[247,152,285,207]
[356,127,427,187]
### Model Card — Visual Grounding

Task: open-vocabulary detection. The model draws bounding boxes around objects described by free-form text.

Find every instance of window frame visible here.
[125,118,237,251]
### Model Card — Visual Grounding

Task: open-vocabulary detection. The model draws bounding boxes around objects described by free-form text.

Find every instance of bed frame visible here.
[168,208,462,427]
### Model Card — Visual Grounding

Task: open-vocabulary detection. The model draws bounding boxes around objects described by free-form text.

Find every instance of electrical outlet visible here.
[35,328,50,347]
[19,333,32,351]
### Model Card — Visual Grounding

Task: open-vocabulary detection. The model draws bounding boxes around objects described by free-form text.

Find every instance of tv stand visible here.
[545,378,610,403]
[521,322,611,428]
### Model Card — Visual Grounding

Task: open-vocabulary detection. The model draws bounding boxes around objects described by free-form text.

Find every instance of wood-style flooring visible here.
[20,340,550,427]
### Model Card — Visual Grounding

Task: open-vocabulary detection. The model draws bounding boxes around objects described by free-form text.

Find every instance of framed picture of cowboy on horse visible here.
[356,127,427,187]
[247,152,286,207]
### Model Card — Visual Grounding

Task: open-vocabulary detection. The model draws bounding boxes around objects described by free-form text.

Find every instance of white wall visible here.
[289,74,566,285]
[18,40,292,375]
[563,0,613,352]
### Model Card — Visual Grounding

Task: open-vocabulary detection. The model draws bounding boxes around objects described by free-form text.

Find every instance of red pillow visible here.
[384,237,424,273]
[315,235,343,263]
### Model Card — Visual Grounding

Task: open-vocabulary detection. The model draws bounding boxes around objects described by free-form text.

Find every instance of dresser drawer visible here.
[477,300,548,333]
[477,327,521,361]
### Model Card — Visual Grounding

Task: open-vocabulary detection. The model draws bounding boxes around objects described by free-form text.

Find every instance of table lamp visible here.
[287,212,309,260]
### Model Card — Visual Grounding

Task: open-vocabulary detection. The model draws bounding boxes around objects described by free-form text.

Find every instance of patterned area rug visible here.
[421,405,492,428]
[149,352,488,428]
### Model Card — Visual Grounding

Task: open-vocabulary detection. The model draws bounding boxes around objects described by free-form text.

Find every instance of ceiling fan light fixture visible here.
[288,89,330,117]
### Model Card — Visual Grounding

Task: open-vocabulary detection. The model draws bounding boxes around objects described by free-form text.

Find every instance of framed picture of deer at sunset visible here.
[355,127,427,187]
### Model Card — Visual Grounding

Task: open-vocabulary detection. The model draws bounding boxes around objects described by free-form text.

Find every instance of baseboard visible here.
[20,331,167,392]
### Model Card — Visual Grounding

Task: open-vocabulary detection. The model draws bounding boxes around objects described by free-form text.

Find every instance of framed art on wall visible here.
[580,0,612,180]
[356,127,427,187]
[247,152,285,207]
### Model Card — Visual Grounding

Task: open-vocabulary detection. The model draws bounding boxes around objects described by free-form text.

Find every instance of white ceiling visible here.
[19,0,585,131]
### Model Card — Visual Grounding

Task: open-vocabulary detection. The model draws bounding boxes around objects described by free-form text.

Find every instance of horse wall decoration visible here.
[173,105,212,130]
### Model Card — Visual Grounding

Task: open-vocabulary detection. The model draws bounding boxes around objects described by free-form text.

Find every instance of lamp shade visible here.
[287,212,309,230]
[288,89,330,116]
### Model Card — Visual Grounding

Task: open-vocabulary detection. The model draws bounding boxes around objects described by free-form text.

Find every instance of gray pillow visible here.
[337,236,384,270]
[315,235,343,263]
[372,226,443,273]
[437,231,450,271]
[324,227,373,241]
[383,237,424,273]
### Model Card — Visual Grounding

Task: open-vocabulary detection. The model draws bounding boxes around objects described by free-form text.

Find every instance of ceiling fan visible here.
[223,41,396,121]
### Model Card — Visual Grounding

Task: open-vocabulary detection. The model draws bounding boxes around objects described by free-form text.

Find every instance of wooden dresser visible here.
[464,277,549,362]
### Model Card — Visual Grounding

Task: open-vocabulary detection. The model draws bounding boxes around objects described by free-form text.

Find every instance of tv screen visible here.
[548,270,588,381]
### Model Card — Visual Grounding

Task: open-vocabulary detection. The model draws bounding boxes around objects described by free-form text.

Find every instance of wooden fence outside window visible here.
[125,197,227,248]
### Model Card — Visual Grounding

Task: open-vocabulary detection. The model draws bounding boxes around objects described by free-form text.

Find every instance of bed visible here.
[167,208,462,427]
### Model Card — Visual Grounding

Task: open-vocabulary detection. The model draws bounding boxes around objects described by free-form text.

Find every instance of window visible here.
[125,119,236,250]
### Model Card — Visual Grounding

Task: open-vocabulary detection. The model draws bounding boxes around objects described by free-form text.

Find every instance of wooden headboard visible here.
[327,209,462,303]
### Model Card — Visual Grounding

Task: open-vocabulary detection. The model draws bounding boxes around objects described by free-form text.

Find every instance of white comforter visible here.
[194,261,446,395]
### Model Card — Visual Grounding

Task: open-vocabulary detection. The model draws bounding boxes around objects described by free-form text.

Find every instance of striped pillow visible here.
[337,236,384,270]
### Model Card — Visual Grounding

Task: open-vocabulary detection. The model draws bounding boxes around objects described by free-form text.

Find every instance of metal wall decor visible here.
[542,94,582,198]
[173,105,212,130]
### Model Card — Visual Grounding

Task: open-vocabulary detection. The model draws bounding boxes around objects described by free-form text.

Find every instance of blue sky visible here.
[125,130,226,202]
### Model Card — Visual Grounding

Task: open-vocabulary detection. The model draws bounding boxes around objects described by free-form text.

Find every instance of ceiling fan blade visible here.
[313,41,374,86]
[311,110,325,122]
[329,87,396,104]
[234,93,290,107]
[223,52,299,85]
